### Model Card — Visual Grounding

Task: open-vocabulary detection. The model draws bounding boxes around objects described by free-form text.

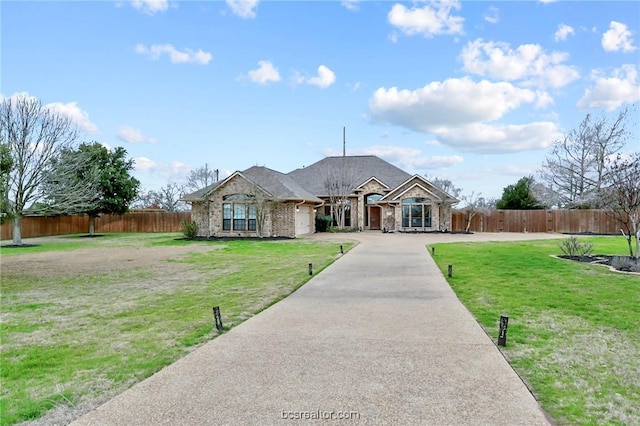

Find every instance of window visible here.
[401,198,432,228]
[233,204,246,230]
[223,194,258,232]
[223,203,232,230]
[366,194,383,204]
[248,205,256,231]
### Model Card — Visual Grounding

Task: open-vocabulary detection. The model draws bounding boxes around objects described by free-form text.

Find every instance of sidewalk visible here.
[72,232,555,425]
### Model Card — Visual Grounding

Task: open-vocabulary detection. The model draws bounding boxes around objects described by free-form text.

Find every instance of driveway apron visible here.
[73,232,553,425]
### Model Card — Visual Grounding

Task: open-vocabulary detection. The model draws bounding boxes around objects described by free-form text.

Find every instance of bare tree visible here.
[539,108,631,208]
[132,189,159,209]
[0,94,85,245]
[600,152,640,258]
[154,183,188,212]
[133,183,188,211]
[428,176,463,200]
[0,141,13,224]
[249,182,273,238]
[323,158,355,229]
[185,164,219,193]
[39,148,103,216]
[460,191,495,232]
[531,180,560,209]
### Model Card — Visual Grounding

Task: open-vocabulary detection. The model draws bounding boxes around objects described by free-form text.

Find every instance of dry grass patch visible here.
[1,233,352,425]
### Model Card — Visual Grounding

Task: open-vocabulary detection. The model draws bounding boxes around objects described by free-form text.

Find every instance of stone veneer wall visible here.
[193,175,285,238]
[191,201,209,237]
[356,180,389,230]
[393,185,440,231]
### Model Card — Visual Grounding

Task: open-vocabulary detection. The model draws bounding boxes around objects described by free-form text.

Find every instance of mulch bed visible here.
[558,255,640,273]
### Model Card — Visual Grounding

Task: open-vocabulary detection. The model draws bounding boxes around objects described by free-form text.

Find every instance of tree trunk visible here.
[12,215,22,245]
[89,216,95,236]
[635,223,639,260]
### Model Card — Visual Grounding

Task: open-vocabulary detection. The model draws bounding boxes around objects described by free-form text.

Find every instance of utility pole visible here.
[343,126,346,157]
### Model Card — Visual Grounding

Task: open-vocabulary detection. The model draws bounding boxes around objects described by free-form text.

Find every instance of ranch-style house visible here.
[181,155,459,238]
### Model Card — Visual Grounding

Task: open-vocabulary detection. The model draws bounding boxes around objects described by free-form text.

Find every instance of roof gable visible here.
[380,175,459,203]
[354,176,390,191]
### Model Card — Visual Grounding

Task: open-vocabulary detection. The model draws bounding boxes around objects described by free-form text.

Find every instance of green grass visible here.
[0,233,353,425]
[430,236,640,425]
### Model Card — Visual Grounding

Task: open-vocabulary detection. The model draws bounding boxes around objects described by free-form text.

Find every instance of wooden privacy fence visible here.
[451,209,623,234]
[1,209,625,240]
[1,211,191,240]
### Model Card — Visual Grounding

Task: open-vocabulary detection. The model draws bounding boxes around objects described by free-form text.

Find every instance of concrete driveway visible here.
[72,232,561,425]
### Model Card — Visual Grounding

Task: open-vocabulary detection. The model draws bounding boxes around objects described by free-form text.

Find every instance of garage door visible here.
[295,205,312,236]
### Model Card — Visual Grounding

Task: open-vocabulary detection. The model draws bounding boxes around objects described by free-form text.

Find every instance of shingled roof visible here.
[181,166,321,203]
[242,166,322,202]
[287,155,412,196]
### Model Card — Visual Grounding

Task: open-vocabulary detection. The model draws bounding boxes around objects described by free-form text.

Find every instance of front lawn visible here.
[0,233,352,425]
[430,236,639,425]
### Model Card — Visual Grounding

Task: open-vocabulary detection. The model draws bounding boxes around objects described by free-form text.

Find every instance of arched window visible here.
[366,194,383,204]
[401,198,432,228]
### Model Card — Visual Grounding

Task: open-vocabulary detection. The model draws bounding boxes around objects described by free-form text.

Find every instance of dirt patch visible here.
[1,244,215,278]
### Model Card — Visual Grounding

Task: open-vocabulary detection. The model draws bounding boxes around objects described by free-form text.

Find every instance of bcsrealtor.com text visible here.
[281,409,360,420]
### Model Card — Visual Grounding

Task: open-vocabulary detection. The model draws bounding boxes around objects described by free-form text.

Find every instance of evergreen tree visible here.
[496,177,544,210]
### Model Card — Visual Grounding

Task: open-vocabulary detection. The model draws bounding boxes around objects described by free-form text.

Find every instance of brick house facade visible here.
[182,156,458,238]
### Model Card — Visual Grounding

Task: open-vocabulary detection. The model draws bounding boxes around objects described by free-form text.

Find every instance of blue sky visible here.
[2,0,639,200]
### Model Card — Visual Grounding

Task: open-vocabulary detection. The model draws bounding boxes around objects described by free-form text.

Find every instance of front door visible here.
[370,207,381,230]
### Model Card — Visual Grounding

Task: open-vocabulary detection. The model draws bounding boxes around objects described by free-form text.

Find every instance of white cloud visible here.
[135,43,212,65]
[534,90,554,109]
[601,21,637,52]
[434,122,561,153]
[369,78,560,154]
[131,0,168,15]
[554,24,575,42]
[226,0,259,19]
[324,145,463,171]
[245,61,281,84]
[577,64,640,110]
[44,101,98,134]
[370,77,541,130]
[133,156,192,181]
[483,6,499,24]
[388,0,464,38]
[116,126,157,144]
[460,39,580,88]
[308,65,336,88]
[1,92,99,135]
[292,65,336,89]
[341,0,360,11]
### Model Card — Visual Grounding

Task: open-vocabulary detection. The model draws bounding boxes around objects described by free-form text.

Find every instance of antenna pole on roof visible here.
[343,126,346,157]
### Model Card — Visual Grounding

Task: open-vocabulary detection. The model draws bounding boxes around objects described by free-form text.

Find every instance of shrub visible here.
[328,226,358,233]
[558,236,594,258]
[315,215,333,233]
[611,256,640,273]
[181,220,198,239]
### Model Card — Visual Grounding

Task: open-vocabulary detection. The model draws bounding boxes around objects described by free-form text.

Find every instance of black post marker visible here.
[213,306,223,331]
[498,315,509,346]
